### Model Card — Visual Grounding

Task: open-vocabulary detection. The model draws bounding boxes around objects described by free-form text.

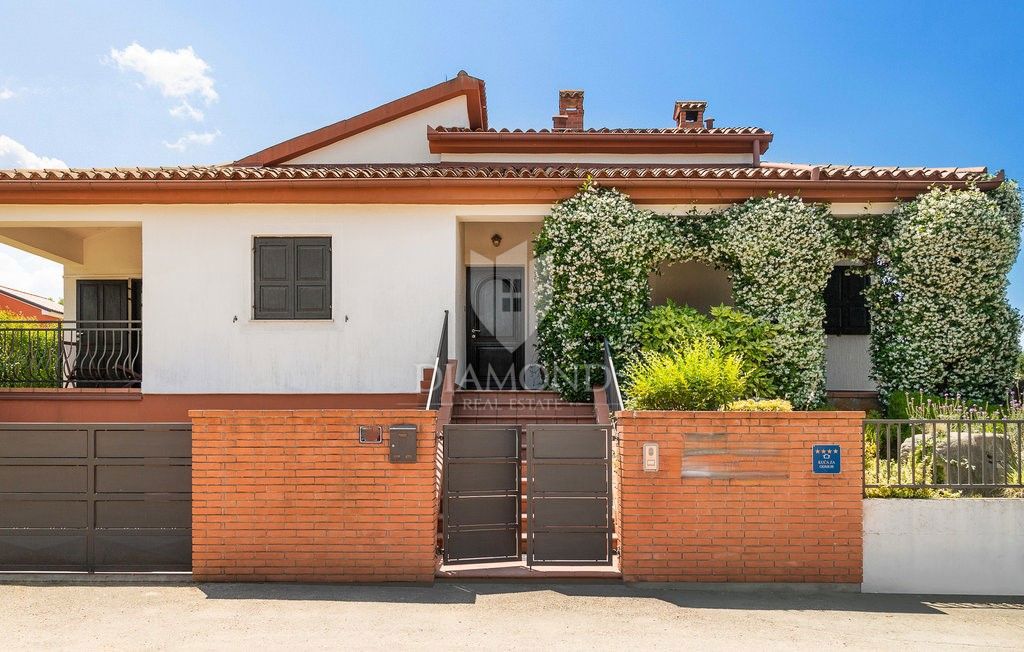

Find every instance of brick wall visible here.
[191,409,438,582]
[616,410,863,583]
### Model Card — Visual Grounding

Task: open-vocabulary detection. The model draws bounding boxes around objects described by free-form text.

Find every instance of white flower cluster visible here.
[866,183,1022,401]
[535,182,1023,408]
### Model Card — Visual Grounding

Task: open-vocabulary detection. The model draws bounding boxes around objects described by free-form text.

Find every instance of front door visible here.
[466,266,525,389]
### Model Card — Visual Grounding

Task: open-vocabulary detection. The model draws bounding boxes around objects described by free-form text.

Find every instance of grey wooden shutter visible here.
[254,238,295,319]
[293,237,331,319]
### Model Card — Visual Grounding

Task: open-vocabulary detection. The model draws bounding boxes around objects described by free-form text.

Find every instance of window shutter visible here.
[254,238,295,319]
[842,272,871,335]
[293,238,332,319]
[823,268,843,335]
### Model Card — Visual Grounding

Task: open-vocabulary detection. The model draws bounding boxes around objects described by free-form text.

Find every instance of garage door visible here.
[0,423,191,572]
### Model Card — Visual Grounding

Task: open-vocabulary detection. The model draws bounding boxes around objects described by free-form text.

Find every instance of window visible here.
[824,266,870,335]
[253,237,331,320]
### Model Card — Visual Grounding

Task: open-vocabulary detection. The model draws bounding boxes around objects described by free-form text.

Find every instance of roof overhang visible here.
[0,170,1001,205]
[427,128,773,155]
[234,72,487,166]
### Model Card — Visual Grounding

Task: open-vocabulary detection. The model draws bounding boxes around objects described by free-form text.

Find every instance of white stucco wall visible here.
[141,205,458,393]
[863,499,1024,595]
[825,335,876,391]
[284,96,470,164]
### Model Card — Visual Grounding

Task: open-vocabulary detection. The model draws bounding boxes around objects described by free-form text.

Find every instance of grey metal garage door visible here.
[0,423,191,572]
[526,424,613,566]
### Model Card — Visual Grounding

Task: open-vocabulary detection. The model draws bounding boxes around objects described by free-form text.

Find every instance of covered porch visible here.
[0,221,142,389]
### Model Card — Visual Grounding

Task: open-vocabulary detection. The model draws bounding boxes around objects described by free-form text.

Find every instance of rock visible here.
[898,429,1019,485]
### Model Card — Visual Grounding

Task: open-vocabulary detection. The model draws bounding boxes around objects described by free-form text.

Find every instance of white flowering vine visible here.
[535,182,1022,409]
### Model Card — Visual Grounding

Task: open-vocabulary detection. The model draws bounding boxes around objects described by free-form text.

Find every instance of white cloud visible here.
[163,130,220,151]
[0,135,68,169]
[0,87,14,101]
[0,243,64,301]
[169,99,204,121]
[109,42,217,121]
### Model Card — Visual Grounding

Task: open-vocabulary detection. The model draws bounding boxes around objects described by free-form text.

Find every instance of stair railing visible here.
[426,311,449,410]
[602,338,623,412]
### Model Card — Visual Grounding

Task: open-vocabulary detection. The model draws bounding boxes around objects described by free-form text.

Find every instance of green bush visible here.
[885,390,997,419]
[724,398,793,412]
[631,302,777,398]
[0,310,61,388]
[623,337,746,411]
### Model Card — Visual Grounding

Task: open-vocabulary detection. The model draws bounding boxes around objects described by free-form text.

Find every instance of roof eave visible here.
[0,171,1001,205]
[427,129,774,155]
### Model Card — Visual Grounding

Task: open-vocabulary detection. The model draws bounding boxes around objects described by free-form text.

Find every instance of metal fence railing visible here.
[864,418,1024,491]
[0,320,142,388]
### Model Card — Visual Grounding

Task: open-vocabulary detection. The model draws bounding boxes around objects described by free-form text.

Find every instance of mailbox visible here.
[389,424,417,463]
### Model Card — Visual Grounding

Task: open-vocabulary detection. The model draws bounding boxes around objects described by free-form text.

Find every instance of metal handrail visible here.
[426,311,449,410]
[0,319,142,388]
[602,338,623,413]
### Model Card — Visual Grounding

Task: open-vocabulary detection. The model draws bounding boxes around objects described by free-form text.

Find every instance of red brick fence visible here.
[190,408,863,584]
[615,411,864,583]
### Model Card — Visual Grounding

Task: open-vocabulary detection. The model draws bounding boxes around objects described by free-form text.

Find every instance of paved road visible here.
[2,582,1023,651]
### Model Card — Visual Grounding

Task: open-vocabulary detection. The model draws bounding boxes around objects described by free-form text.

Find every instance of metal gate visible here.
[0,423,191,572]
[442,425,520,564]
[526,424,613,565]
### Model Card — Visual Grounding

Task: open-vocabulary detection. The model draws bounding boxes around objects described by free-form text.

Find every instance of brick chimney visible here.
[552,90,584,130]
[673,100,708,129]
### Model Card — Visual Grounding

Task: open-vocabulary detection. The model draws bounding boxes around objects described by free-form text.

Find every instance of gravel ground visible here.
[2,582,1023,651]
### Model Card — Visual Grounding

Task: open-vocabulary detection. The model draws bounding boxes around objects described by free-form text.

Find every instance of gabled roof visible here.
[0,285,64,316]
[233,71,487,166]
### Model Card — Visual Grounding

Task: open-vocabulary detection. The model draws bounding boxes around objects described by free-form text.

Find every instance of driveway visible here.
[2,581,1023,651]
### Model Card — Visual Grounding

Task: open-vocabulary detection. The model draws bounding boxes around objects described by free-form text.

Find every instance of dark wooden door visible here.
[466,266,525,389]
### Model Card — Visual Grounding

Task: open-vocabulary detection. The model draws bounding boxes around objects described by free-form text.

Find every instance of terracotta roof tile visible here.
[430,126,770,136]
[0,163,997,183]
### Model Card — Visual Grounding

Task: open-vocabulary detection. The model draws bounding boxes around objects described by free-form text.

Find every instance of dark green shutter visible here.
[294,238,332,319]
[253,237,331,320]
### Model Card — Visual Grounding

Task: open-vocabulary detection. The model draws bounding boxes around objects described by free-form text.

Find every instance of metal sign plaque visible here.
[812,445,841,474]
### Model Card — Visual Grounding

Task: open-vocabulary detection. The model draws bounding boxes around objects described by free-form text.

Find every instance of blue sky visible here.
[1,0,1023,304]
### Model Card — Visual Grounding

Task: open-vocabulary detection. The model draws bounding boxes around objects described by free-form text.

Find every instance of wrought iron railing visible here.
[864,418,1024,491]
[0,320,142,388]
[602,338,623,412]
[426,311,449,410]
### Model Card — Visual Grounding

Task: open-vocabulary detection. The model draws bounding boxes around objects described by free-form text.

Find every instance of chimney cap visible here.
[673,100,708,119]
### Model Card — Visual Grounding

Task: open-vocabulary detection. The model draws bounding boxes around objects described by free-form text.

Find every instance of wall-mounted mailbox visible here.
[358,425,383,444]
[389,424,417,463]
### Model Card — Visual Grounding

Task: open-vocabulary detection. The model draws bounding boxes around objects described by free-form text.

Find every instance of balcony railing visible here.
[0,320,142,388]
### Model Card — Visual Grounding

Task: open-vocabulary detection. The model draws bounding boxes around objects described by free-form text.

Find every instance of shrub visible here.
[633,302,778,398]
[0,309,61,388]
[724,398,793,412]
[623,338,746,411]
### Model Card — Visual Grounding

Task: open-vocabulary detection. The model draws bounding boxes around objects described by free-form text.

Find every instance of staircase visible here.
[449,389,598,425]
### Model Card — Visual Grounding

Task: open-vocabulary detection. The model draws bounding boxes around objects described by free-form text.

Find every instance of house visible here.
[0,284,63,320]
[0,71,1001,418]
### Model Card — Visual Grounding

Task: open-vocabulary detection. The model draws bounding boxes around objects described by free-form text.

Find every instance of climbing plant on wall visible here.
[864,182,1022,402]
[534,183,674,401]
[534,181,1022,408]
[706,196,840,407]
